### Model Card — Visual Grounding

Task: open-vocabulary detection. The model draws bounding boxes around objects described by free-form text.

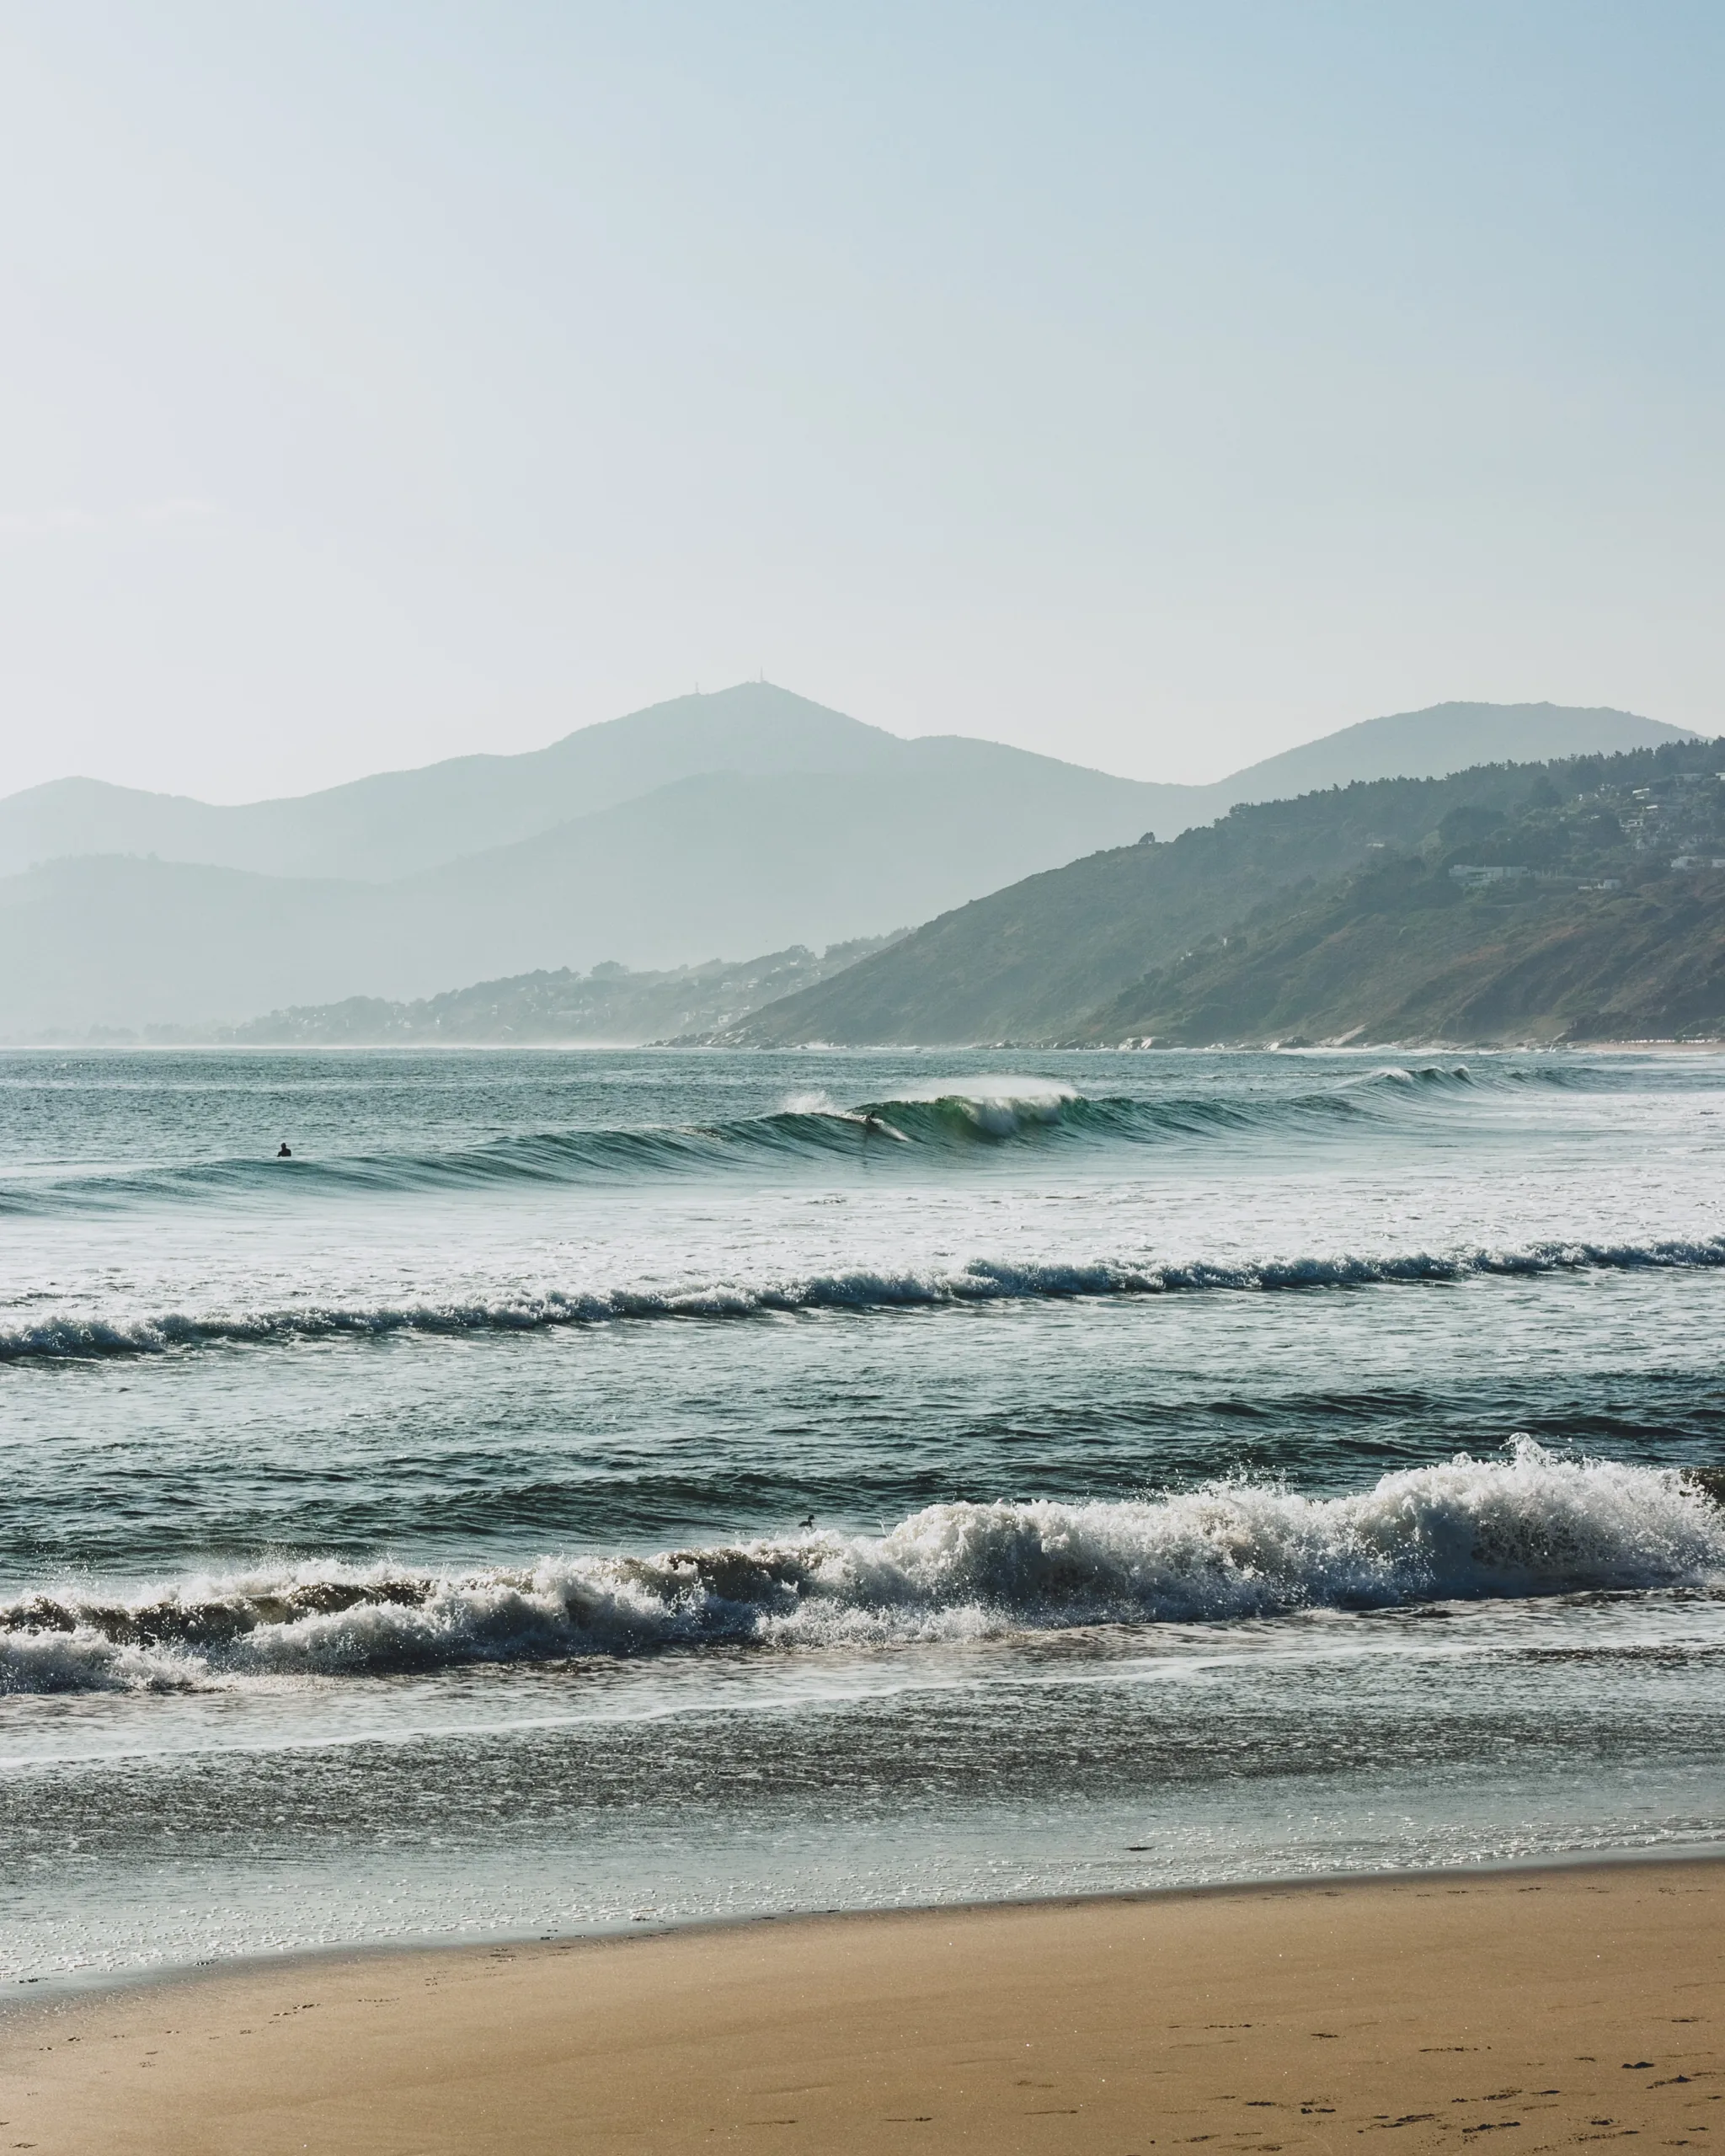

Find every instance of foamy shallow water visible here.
[3,1048,1723,1987]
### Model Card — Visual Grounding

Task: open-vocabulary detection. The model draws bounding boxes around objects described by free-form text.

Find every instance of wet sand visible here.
[2,1860,1720,2154]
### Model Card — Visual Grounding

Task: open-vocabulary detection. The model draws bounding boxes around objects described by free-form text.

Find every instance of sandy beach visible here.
[3,1859,1720,2154]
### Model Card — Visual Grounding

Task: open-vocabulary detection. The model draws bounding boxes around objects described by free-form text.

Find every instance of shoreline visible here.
[10,1837,1725,2022]
[5,1038,1724,1054]
[6,1854,1722,2153]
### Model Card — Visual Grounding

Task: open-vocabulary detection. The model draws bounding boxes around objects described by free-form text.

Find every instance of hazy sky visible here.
[2,2,1721,801]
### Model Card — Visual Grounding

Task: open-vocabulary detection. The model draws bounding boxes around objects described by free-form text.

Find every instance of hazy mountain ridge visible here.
[0,688,1692,1038]
[1204,702,1688,806]
[0,684,1168,883]
[713,736,1725,1048]
[0,689,1685,884]
[0,765,1167,1037]
[0,685,1180,1036]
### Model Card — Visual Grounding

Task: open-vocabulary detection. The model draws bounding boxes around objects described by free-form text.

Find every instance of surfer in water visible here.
[276,1140,292,1159]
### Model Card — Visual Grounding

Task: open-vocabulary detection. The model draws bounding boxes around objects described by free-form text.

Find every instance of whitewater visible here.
[3,1045,1723,1986]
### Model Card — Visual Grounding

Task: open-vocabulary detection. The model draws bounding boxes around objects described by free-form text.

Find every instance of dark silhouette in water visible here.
[798,1513,816,1531]
[277,1141,292,1159]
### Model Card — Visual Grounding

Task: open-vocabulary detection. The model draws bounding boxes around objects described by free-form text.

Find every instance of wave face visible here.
[5,1444,1720,1694]
[7,1232,1724,1362]
[0,1063,1506,1215]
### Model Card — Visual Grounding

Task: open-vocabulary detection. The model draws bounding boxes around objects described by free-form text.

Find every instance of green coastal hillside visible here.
[718,736,1725,1046]
[1078,860,1725,1046]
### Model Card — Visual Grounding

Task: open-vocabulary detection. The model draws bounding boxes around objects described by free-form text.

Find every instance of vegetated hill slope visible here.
[719,736,1725,1047]
[0,682,1167,883]
[1081,865,1725,1046]
[222,937,900,1048]
[0,690,1687,884]
[1079,769,1725,1046]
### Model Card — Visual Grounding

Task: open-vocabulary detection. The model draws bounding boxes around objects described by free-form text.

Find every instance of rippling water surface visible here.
[3,1046,1722,1987]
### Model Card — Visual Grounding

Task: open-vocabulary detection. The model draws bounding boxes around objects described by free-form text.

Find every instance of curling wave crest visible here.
[7,1232,1725,1360]
[5,1444,1722,1692]
[0,1063,1508,1216]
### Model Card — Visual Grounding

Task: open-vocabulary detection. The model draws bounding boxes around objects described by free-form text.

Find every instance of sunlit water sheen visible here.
[2,1047,1722,1989]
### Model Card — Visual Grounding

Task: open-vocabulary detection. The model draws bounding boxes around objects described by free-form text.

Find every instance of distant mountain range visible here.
[0,684,1162,883]
[0,690,1688,885]
[216,737,1725,1052]
[712,736,1725,1048]
[0,684,1693,1038]
[0,684,1168,1034]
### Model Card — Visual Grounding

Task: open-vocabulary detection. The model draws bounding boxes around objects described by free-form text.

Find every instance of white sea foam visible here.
[871,1075,1081,1106]
[5,1444,1719,1694]
[777,1089,852,1117]
[6,1232,1725,1360]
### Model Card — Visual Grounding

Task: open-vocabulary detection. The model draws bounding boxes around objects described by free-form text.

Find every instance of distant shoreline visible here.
[3,1035,1725,1053]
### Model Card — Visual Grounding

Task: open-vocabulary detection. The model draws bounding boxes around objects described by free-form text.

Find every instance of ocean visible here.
[3,1045,1723,1992]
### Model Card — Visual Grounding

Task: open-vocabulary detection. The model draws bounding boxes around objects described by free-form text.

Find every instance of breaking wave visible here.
[7,1232,1725,1361]
[0,1064,1504,1215]
[5,1444,1721,1693]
